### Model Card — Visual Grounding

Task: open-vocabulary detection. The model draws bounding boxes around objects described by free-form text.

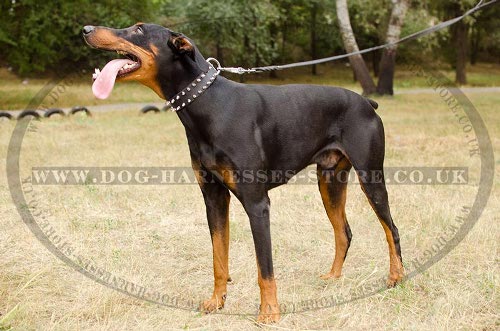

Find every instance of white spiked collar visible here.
[166,59,221,112]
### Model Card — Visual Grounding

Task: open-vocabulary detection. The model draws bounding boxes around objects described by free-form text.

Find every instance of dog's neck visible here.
[157,52,210,100]
[164,64,219,112]
[155,53,226,139]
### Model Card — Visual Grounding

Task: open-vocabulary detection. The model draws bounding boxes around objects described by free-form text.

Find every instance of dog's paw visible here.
[386,277,400,288]
[386,270,405,288]
[200,295,225,313]
[319,271,342,280]
[257,303,280,324]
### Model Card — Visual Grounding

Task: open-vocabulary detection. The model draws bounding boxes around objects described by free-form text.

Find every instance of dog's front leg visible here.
[243,194,280,323]
[195,166,231,313]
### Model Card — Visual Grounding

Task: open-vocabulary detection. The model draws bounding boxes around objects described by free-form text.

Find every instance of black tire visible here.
[44,108,65,118]
[70,106,91,116]
[17,110,41,120]
[0,112,13,120]
[141,105,160,114]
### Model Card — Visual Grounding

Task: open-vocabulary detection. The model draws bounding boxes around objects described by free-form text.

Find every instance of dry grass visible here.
[0,90,499,330]
[1,63,500,110]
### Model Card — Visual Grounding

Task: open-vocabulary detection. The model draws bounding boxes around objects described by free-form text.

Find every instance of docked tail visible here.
[366,98,379,110]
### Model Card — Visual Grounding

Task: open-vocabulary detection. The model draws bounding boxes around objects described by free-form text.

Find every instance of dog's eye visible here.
[133,26,144,35]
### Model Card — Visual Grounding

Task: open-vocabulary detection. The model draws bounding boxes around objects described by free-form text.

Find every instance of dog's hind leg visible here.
[343,115,404,287]
[357,177,404,287]
[317,157,353,280]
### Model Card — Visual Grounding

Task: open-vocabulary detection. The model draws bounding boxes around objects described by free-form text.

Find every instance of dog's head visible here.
[83,23,203,100]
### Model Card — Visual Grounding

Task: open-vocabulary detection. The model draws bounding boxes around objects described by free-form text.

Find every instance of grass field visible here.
[0,77,499,330]
[1,63,500,110]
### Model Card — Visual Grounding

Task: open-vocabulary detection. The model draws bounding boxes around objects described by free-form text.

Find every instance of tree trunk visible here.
[376,0,409,95]
[336,0,376,95]
[241,34,250,83]
[269,22,279,79]
[281,5,290,64]
[216,40,224,67]
[215,26,224,67]
[372,50,381,77]
[452,20,468,85]
[470,26,480,66]
[253,12,260,67]
[311,2,318,75]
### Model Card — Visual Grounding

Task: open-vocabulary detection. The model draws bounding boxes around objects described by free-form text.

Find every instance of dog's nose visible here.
[82,25,95,35]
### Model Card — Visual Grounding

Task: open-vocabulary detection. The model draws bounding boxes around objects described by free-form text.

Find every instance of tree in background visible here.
[1,0,498,82]
[468,1,500,65]
[0,0,158,75]
[431,0,498,85]
[163,0,279,70]
[163,0,344,79]
[336,0,411,95]
[335,0,377,95]
[347,0,390,77]
[433,0,477,85]
[376,0,409,95]
[310,1,319,75]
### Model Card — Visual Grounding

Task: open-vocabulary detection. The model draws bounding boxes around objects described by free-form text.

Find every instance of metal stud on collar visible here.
[166,61,220,112]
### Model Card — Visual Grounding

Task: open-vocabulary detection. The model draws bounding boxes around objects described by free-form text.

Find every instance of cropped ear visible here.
[168,32,194,59]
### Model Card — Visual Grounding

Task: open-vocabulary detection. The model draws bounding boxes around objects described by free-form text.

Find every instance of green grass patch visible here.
[1,63,499,110]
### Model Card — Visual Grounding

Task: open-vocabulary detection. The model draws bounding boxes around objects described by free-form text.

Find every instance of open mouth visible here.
[92,50,142,99]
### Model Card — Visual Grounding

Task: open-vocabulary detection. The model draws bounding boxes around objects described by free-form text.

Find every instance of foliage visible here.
[0,0,158,75]
[164,0,280,67]
[396,5,444,63]
[428,0,500,67]
[0,0,498,76]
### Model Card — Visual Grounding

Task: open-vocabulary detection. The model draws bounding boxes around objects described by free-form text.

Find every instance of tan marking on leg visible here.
[357,180,405,287]
[201,189,230,313]
[212,165,237,192]
[317,161,350,280]
[220,168,237,192]
[202,229,230,312]
[256,266,280,323]
[191,160,205,188]
[381,222,405,287]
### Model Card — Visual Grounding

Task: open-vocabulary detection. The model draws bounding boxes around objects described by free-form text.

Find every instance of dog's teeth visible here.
[121,63,136,71]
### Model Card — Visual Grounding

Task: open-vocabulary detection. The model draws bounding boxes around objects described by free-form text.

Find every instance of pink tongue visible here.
[92,59,134,99]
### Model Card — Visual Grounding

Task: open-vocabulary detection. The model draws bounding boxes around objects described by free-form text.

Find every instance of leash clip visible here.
[207,57,257,75]
[222,67,257,75]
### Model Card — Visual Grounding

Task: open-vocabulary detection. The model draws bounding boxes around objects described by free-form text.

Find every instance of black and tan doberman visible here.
[83,23,404,323]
